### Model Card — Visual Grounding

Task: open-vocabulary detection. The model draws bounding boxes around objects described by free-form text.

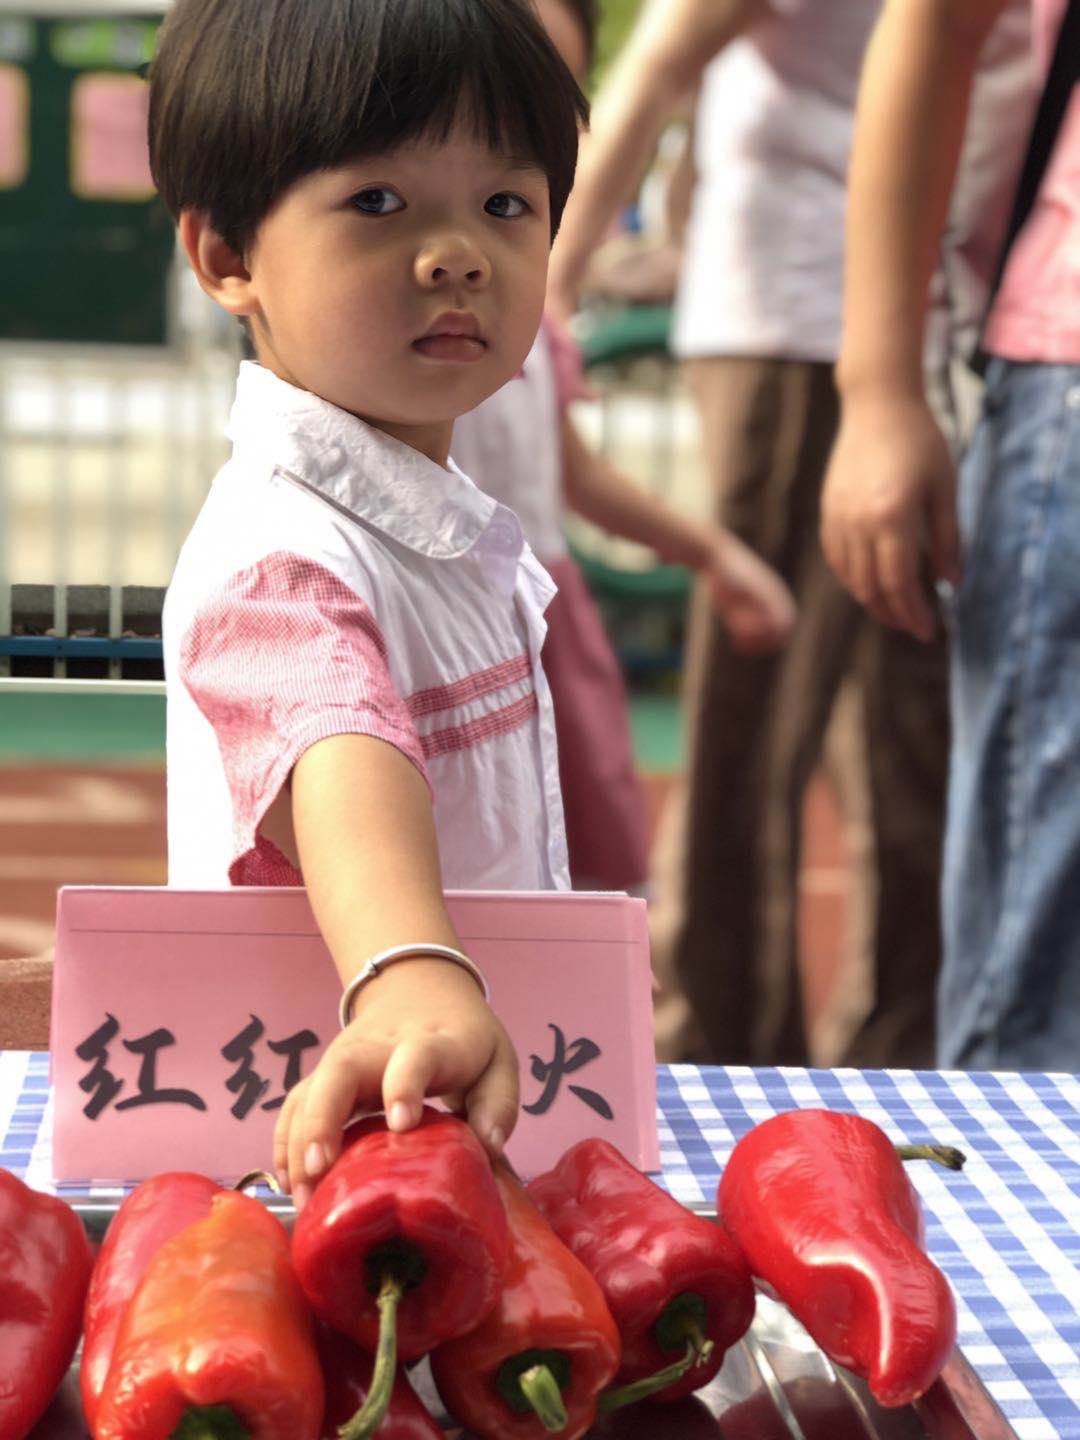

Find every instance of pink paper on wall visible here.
[51,886,658,1184]
[70,72,153,200]
[0,65,28,189]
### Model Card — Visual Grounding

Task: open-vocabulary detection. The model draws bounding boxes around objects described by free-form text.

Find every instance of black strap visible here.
[973,0,1079,370]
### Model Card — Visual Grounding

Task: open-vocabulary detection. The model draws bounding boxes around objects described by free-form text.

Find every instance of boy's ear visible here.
[178,210,260,317]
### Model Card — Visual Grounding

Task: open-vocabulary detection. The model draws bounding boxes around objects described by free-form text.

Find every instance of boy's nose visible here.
[415,235,491,289]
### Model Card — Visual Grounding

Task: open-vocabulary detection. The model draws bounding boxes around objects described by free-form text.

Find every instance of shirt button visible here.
[1067,385,1080,411]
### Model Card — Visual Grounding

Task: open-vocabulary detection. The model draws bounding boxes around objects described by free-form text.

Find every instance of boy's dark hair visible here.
[148,0,589,256]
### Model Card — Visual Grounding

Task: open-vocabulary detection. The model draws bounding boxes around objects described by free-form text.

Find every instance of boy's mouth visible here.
[414,311,487,362]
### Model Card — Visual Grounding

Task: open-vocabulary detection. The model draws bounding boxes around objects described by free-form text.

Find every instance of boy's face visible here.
[232,120,551,463]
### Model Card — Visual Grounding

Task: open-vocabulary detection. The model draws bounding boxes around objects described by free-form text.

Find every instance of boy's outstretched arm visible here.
[561,413,795,653]
[548,0,768,318]
[273,734,518,1208]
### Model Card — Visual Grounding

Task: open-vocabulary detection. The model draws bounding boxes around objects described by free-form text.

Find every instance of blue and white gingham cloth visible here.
[4,1054,1080,1439]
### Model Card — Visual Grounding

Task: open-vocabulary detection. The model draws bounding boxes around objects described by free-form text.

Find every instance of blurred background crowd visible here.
[1,0,1076,1071]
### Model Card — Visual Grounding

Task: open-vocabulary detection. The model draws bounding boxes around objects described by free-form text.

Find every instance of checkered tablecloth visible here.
[5,1053,1080,1439]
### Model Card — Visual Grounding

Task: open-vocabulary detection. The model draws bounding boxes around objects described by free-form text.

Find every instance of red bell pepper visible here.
[292,1107,509,1439]
[431,1164,621,1440]
[316,1325,442,1440]
[717,1109,959,1407]
[0,1168,93,1440]
[94,1189,323,1440]
[529,1138,754,1401]
[81,1172,222,1430]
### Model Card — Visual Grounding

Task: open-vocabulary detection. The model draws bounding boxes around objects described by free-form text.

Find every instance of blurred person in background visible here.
[549,0,954,1069]
[453,0,795,894]
[821,0,1079,1071]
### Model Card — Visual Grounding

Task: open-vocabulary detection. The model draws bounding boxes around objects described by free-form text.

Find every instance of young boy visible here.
[151,0,790,1203]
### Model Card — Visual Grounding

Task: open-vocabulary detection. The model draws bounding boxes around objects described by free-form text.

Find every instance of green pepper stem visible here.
[169,1406,250,1440]
[337,1271,405,1440]
[518,1364,569,1433]
[668,1315,714,1367]
[596,1341,698,1413]
[896,1144,966,1171]
[232,1169,282,1193]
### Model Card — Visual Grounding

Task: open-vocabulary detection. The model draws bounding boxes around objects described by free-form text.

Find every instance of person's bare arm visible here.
[562,414,794,652]
[273,735,518,1207]
[821,0,1009,639]
[548,0,769,317]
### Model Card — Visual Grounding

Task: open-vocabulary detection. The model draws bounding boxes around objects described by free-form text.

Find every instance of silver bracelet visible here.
[338,943,491,1028]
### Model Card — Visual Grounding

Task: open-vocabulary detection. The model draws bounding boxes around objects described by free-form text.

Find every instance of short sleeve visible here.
[179,551,429,885]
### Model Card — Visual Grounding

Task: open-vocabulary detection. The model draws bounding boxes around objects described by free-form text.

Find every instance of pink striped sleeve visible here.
[179,551,429,886]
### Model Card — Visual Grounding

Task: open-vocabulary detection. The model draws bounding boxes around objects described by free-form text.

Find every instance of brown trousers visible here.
[652,357,949,1068]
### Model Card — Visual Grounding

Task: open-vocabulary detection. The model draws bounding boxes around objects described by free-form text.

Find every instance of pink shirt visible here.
[163,362,570,892]
[984,0,1080,363]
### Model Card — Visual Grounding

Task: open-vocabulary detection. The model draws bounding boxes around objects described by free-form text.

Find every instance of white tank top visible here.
[672,0,881,362]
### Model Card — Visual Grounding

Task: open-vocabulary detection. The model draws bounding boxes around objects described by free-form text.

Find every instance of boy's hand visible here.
[702,530,797,653]
[273,957,519,1209]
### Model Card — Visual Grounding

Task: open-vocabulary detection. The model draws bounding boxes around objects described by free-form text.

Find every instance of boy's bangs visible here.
[314,0,578,192]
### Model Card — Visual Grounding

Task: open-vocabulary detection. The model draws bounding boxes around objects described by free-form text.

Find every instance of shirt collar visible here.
[226,361,507,562]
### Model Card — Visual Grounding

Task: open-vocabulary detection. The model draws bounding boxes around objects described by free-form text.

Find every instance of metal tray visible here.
[32,1199,1017,1440]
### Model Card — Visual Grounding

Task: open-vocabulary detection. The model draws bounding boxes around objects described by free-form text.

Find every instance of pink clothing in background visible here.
[984,0,1080,363]
[451,325,651,891]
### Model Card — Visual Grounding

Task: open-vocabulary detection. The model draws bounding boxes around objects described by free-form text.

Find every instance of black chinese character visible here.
[523,1023,614,1120]
[76,1017,207,1117]
[221,1016,318,1119]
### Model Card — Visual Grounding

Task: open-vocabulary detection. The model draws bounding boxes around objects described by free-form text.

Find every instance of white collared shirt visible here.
[163,362,570,891]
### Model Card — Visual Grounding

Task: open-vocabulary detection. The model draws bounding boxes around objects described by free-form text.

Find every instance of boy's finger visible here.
[380,1036,448,1131]
[288,1038,390,1196]
[272,1080,305,1190]
[465,1031,520,1158]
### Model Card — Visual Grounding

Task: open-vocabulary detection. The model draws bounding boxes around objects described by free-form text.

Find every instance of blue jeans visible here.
[941,360,1080,1070]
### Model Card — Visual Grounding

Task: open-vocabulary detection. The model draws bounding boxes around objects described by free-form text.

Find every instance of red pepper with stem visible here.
[718,1109,963,1408]
[316,1325,442,1440]
[431,1164,621,1440]
[292,1107,509,1439]
[81,1172,223,1430]
[529,1138,755,1402]
[94,1189,323,1440]
[0,1169,93,1440]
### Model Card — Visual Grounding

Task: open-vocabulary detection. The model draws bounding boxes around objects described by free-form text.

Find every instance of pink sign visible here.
[70,72,153,201]
[0,65,27,190]
[51,886,658,1184]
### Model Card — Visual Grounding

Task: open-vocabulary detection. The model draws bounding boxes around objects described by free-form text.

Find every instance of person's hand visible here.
[701,529,797,654]
[273,958,518,1210]
[820,392,960,640]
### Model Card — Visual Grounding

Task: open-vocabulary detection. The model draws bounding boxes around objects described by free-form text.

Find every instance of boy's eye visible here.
[484,192,529,219]
[351,187,405,215]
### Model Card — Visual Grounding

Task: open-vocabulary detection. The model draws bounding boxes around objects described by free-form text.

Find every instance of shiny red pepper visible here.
[529,1138,754,1401]
[431,1164,621,1440]
[0,1168,93,1440]
[94,1189,324,1440]
[316,1325,442,1440]
[718,1109,958,1407]
[292,1108,509,1359]
[81,1172,222,1430]
[292,1108,510,1439]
